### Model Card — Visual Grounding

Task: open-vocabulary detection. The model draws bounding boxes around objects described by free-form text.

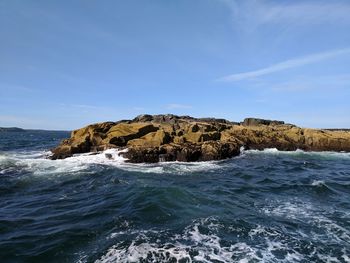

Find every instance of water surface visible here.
[0,131,349,262]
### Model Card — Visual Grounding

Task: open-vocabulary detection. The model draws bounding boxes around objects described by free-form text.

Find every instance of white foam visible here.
[69,149,229,175]
[97,216,337,263]
[0,149,127,177]
[157,160,225,175]
[261,200,315,220]
[262,199,350,246]
[248,222,349,263]
[95,242,192,263]
[3,146,348,177]
[96,218,238,263]
[1,148,227,177]
[241,147,286,155]
[242,148,350,159]
[311,180,325,186]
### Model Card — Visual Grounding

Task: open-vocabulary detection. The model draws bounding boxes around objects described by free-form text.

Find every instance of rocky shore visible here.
[50,114,350,163]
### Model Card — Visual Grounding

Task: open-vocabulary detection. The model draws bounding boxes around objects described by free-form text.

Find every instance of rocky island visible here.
[50,114,350,162]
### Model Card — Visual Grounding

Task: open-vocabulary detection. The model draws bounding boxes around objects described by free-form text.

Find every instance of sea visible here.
[0,130,349,263]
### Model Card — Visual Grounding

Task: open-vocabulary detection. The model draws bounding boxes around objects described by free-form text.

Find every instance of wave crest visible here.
[0,149,225,177]
[241,148,350,159]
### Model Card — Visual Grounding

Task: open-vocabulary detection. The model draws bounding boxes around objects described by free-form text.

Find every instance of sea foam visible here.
[242,148,350,160]
[0,149,224,177]
[1,147,349,177]
[94,214,350,263]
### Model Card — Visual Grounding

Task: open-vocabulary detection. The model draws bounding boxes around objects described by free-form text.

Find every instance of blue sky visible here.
[1,0,350,130]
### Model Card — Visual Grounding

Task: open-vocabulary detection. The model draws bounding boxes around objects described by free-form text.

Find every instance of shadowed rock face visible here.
[242,118,285,126]
[50,114,350,162]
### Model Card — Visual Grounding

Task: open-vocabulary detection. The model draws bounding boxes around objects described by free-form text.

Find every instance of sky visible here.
[1,0,350,130]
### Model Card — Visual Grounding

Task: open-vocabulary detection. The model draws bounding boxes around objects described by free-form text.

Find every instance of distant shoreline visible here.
[0,127,70,132]
[324,128,350,132]
[0,127,25,132]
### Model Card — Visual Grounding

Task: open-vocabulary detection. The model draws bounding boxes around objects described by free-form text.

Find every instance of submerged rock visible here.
[50,114,350,162]
[105,153,113,160]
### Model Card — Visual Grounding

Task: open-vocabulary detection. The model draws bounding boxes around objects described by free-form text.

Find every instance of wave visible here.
[0,149,225,177]
[95,215,349,263]
[311,180,325,186]
[261,199,350,244]
[95,217,243,263]
[241,148,350,159]
[1,147,349,178]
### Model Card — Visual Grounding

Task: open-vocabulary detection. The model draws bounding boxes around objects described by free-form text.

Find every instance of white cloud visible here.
[218,48,350,82]
[266,74,350,92]
[258,2,350,26]
[221,0,350,30]
[165,104,192,110]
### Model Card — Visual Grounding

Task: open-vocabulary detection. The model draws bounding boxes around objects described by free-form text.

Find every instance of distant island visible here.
[0,127,25,132]
[49,114,350,163]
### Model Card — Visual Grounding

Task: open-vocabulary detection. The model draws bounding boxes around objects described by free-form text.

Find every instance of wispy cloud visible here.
[165,104,192,110]
[258,2,350,26]
[267,74,350,92]
[221,0,350,31]
[218,48,350,82]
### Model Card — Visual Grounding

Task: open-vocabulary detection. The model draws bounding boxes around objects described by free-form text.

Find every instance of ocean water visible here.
[0,131,350,263]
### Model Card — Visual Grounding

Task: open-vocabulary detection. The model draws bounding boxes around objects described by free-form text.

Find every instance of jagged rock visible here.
[105,153,113,159]
[197,118,234,124]
[50,114,350,162]
[183,131,221,143]
[242,118,285,126]
[132,114,153,122]
[50,145,73,160]
[105,123,158,146]
[127,129,171,147]
[201,141,240,161]
[122,147,161,163]
[173,136,185,144]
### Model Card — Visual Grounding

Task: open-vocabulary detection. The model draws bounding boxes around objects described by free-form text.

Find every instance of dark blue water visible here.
[0,131,350,263]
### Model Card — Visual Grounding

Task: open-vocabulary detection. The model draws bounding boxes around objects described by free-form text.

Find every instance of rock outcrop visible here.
[242,118,285,126]
[50,114,350,162]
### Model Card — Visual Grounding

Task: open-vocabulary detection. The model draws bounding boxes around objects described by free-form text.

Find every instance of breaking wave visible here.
[95,212,350,263]
[1,148,349,178]
[0,149,225,177]
[241,148,350,160]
